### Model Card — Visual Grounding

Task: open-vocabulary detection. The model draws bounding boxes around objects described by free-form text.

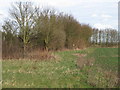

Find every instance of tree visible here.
[2,19,23,59]
[98,30,101,45]
[9,2,37,56]
[62,15,80,49]
[80,24,92,46]
[33,8,66,50]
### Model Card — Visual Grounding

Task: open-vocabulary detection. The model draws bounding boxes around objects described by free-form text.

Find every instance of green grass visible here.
[2,48,118,88]
[88,48,118,71]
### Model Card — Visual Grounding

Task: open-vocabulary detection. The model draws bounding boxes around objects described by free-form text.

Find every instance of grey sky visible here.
[0,0,119,30]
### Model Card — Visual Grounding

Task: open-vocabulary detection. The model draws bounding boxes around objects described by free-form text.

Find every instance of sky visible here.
[0,0,119,30]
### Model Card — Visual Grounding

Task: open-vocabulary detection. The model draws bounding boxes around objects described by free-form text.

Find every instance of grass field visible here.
[2,48,118,88]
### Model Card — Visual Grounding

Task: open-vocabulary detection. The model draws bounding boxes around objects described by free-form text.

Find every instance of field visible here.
[2,48,118,88]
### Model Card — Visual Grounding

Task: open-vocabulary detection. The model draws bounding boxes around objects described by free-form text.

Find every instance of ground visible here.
[2,48,118,88]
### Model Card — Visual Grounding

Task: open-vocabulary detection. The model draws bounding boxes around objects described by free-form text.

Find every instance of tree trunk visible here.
[23,44,27,58]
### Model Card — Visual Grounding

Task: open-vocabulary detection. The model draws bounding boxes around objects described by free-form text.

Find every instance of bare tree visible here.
[9,2,37,57]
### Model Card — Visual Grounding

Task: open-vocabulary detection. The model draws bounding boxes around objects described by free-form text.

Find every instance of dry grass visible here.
[25,49,56,60]
[87,67,118,88]
[73,53,87,57]
[76,57,95,69]
[76,57,86,69]
[3,48,57,61]
[75,53,95,70]
[86,57,95,66]
[2,51,23,60]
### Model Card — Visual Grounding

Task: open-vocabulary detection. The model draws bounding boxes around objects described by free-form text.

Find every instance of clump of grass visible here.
[76,57,87,69]
[76,57,95,70]
[86,57,95,66]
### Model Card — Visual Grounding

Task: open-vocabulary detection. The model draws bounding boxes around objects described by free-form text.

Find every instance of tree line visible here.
[1,2,118,59]
[90,29,118,47]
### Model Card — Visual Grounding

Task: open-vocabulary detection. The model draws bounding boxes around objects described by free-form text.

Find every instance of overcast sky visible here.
[0,0,119,30]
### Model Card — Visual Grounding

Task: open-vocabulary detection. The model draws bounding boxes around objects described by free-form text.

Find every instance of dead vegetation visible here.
[26,49,54,60]
[74,53,95,70]
[87,67,118,88]
[76,57,95,69]
[3,48,58,61]
[73,53,87,57]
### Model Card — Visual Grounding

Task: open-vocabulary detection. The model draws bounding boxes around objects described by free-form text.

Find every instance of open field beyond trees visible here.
[3,48,118,88]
